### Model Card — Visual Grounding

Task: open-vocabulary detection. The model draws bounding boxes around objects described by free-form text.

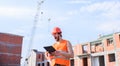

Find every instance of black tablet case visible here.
[43,46,56,53]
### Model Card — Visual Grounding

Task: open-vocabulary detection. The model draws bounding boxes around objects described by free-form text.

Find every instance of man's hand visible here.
[45,51,56,60]
[53,50,70,59]
[54,50,62,56]
[49,52,56,56]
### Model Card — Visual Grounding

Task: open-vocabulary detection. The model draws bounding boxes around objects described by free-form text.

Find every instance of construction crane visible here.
[24,0,45,66]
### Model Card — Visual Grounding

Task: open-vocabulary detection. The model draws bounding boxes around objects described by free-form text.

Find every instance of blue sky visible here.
[0,0,120,65]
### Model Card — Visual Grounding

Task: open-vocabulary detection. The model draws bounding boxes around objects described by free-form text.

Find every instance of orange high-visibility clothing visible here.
[51,39,70,66]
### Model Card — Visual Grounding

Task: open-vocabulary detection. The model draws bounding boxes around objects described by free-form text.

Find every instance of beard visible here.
[55,36,60,41]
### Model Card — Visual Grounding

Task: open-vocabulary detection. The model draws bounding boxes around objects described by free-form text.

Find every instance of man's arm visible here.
[45,52,54,60]
[67,41,74,58]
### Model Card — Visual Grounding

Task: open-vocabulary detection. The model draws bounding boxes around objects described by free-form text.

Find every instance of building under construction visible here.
[0,33,23,66]
[1,31,118,66]
[26,32,120,66]
[26,49,49,66]
[73,32,120,66]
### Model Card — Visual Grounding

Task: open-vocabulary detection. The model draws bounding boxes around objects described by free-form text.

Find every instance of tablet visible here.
[43,46,56,53]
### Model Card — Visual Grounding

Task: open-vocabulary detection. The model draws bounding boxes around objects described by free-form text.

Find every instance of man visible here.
[45,27,74,66]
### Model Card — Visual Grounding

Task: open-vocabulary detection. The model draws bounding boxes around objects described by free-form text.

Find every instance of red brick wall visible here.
[0,33,22,44]
[87,57,91,66]
[73,44,81,66]
[117,52,120,65]
[74,44,82,56]
[87,43,91,54]
[0,54,8,64]
[36,53,44,62]
[74,44,83,66]
[104,39,114,51]
[91,45,104,53]
[74,59,77,66]
[75,59,83,66]
[114,34,120,48]
[107,44,114,51]
[80,57,91,66]
[91,45,95,53]
[73,33,120,66]
[0,33,23,66]
[10,46,22,54]
[79,44,83,55]
[73,46,77,56]
[95,46,104,52]
[74,43,91,66]
[0,43,7,53]
[0,53,21,66]
[106,54,115,66]
[0,44,21,54]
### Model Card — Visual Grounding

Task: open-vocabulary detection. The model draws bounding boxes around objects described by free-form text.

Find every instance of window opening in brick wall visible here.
[38,63,40,66]
[47,62,50,66]
[119,34,120,41]
[107,38,113,45]
[42,54,44,61]
[82,45,87,53]
[70,59,74,66]
[38,54,41,59]
[95,42,102,46]
[42,63,44,66]
[91,45,95,53]
[108,53,115,62]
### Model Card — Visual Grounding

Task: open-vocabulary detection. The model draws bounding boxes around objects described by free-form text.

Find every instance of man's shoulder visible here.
[62,39,69,42]
[62,39,71,45]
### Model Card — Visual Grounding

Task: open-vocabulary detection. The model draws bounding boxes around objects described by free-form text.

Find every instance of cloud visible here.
[67,0,91,4]
[0,6,35,18]
[67,10,79,16]
[8,26,31,36]
[66,1,120,17]
[80,1,115,12]
[97,21,120,32]
[53,16,69,22]
[79,1,120,18]
[102,2,120,18]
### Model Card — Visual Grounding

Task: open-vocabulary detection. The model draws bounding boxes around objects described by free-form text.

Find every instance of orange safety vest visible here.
[51,39,70,66]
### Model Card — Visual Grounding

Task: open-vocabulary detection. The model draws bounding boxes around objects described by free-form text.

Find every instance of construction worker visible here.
[45,27,74,66]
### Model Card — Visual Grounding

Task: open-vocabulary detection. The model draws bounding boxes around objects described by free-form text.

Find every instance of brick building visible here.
[0,32,23,66]
[73,32,120,66]
[26,49,49,66]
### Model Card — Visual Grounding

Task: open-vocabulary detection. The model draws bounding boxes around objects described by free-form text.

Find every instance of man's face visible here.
[53,33,61,41]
